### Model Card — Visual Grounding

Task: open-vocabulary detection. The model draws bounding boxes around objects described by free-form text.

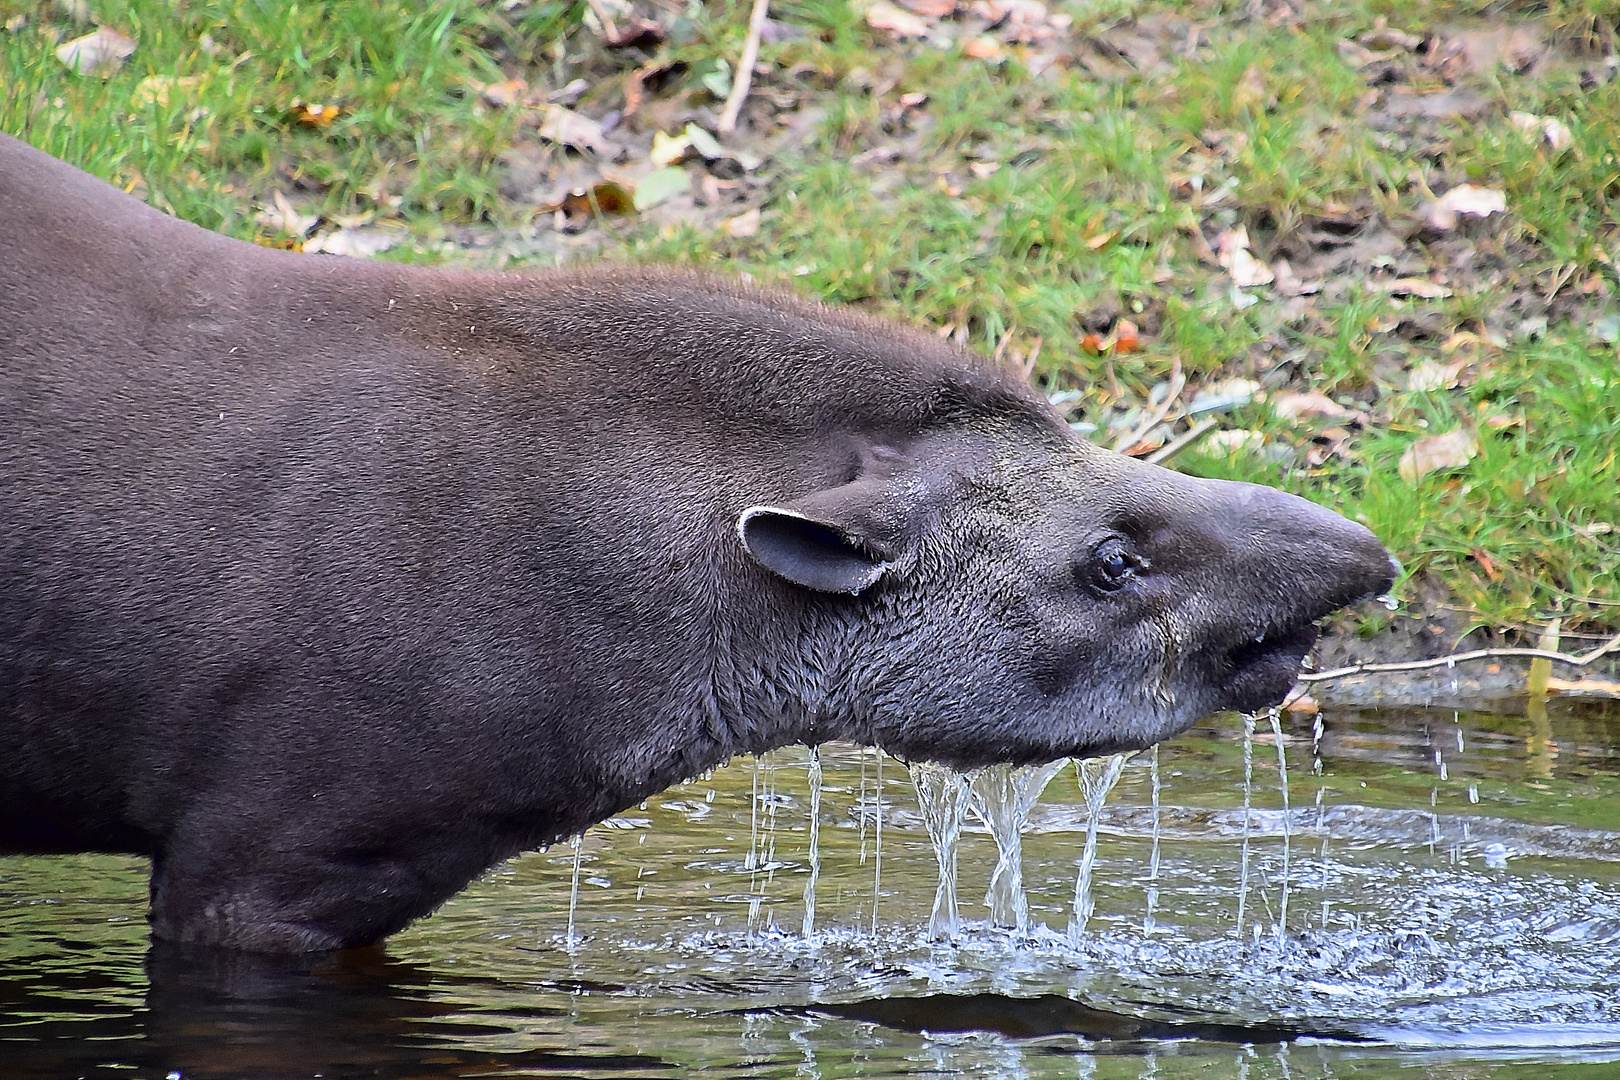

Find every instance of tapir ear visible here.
[737,505,894,595]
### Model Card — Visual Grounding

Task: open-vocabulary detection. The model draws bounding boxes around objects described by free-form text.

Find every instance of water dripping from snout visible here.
[566,832,584,954]
[1144,745,1162,934]
[909,762,975,939]
[967,760,1069,933]
[1266,708,1292,949]
[872,747,884,934]
[802,747,822,938]
[1236,713,1256,934]
[1070,754,1127,941]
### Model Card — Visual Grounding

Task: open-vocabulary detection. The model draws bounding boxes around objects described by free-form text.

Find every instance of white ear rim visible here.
[736,505,893,595]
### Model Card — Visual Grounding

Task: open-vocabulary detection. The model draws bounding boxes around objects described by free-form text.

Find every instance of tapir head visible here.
[737,422,1396,768]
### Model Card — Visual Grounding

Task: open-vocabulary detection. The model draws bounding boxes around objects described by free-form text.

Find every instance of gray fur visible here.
[0,134,1395,952]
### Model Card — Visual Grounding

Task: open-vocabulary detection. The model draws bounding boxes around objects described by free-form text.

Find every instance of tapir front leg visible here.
[149,795,496,952]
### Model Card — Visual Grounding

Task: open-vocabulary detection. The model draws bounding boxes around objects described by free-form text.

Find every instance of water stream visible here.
[1071,753,1128,939]
[802,746,822,937]
[966,760,1069,932]
[907,760,975,939]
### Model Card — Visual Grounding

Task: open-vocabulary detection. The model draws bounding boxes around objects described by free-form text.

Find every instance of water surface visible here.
[4,703,1620,1078]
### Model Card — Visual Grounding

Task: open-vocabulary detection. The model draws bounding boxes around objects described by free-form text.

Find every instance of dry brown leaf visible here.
[900,0,956,14]
[964,35,1003,59]
[865,1,930,37]
[1398,428,1478,484]
[1359,16,1422,51]
[56,26,136,76]
[1406,358,1467,392]
[479,78,528,109]
[1271,258,1322,297]
[1272,390,1362,422]
[1216,226,1274,288]
[302,227,402,258]
[259,190,318,238]
[724,207,761,238]
[1377,277,1453,299]
[539,105,616,157]
[541,181,636,219]
[1424,184,1507,230]
[1337,39,1397,67]
[289,101,343,128]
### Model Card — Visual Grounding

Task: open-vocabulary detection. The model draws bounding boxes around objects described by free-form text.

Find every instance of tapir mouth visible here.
[1217,621,1321,715]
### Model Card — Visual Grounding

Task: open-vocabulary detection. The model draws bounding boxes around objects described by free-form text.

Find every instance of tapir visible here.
[0,133,1397,953]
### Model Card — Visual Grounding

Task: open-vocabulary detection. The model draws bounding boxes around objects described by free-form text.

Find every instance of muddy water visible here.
[4,703,1620,1078]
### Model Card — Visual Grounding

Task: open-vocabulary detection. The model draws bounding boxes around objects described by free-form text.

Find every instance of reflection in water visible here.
[4,703,1620,1079]
[0,944,670,1080]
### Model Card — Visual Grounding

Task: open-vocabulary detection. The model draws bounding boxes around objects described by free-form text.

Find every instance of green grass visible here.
[3,0,1617,645]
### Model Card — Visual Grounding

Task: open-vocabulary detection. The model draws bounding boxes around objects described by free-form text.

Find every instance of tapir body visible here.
[0,133,1395,953]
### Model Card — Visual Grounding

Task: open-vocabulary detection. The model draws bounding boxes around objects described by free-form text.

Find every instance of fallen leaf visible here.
[1272,390,1363,422]
[724,207,761,237]
[969,0,1052,40]
[289,101,342,128]
[302,227,402,258]
[56,26,136,76]
[866,1,930,37]
[1190,378,1262,415]
[650,129,692,167]
[1406,358,1466,392]
[561,181,635,218]
[479,78,529,109]
[1271,258,1322,297]
[699,59,732,99]
[964,36,1003,60]
[1080,333,1105,355]
[540,105,616,157]
[1423,184,1507,230]
[1470,548,1501,581]
[1510,111,1573,153]
[132,74,202,108]
[633,166,690,211]
[1398,428,1478,484]
[1358,16,1422,51]
[1113,319,1142,354]
[259,190,318,238]
[900,0,956,14]
[1206,429,1266,454]
[1377,277,1453,299]
[685,124,724,160]
[1216,226,1274,287]
[1337,39,1397,67]
[968,161,1001,179]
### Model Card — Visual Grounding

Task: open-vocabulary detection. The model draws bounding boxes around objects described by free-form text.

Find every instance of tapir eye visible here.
[1083,537,1138,593]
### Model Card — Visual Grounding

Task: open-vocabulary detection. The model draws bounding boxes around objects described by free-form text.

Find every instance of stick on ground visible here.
[719,0,770,137]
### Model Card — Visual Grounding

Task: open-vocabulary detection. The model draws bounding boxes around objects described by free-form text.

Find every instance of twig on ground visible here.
[718,0,770,137]
[1112,357,1185,454]
[1146,417,1219,465]
[583,0,621,41]
[1299,628,1620,683]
